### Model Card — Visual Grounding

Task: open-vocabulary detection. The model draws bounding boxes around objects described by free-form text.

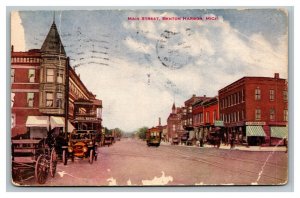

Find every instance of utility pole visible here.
[65,57,70,140]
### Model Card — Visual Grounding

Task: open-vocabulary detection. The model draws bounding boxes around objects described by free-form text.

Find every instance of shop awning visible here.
[50,116,75,133]
[50,116,65,129]
[246,126,266,137]
[270,127,288,139]
[26,116,49,128]
[68,121,75,133]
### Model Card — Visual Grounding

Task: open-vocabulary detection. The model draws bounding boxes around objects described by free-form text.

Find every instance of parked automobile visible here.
[62,130,98,165]
[172,137,179,145]
[104,135,114,146]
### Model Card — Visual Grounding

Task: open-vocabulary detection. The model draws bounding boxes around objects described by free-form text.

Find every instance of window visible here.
[46,69,54,82]
[56,92,63,108]
[255,88,261,100]
[255,109,261,120]
[206,112,210,123]
[11,69,15,83]
[28,69,35,83]
[284,110,288,121]
[242,110,244,120]
[237,111,240,121]
[283,91,288,101]
[270,108,275,120]
[11,114,16,128]
[269,90,275,101]
[188,106,192,113]
[46,92,53,107]
[57,70,64,83]
[242,89,245,101]
[27,93,34,107]
[172,124,176,132]
[213,110,216,122]
[189,118,192,125]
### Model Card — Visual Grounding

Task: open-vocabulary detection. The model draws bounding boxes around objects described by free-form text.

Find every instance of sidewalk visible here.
[160,141,287,152]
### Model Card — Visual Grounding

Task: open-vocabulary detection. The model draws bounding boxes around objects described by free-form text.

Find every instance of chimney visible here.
[158,117,161,126]
[11,45,14,52]
[204,95,206,98]
[274,73,279,79]
[192,94,196,97]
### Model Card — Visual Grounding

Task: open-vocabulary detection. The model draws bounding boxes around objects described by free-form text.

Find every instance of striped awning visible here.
[246,126,266,137]
[270,127,288,139]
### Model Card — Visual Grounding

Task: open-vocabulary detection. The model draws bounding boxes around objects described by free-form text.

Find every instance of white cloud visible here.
[11,11,26,51]
[71,10,287,131]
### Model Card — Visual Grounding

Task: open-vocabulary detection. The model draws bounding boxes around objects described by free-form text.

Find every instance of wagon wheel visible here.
[89,149,94,164]
[50,148,57,177]
[35,155,49,184]
[62,150,67,165]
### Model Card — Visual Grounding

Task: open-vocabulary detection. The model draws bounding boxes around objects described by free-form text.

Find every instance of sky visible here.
[11,9,288,132]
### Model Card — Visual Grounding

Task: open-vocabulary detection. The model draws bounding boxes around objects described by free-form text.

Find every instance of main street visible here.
[19,138,288,186]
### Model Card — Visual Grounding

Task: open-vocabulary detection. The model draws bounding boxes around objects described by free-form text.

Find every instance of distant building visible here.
[218,73,288,146]
[11,20,102,138]
[167,103,185,142]
[192,96,222,144]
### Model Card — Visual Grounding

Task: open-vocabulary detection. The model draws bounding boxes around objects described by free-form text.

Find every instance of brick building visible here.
[192,96,223,145]
[181,94,202,143]
[218,73,288,146]
[11,20,102,138]
[166,103,185,142]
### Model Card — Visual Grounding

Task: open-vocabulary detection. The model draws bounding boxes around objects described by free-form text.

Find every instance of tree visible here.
[137,127,148,140]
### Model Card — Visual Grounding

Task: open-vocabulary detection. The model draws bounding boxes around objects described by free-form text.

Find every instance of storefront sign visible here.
[214,120,224,127]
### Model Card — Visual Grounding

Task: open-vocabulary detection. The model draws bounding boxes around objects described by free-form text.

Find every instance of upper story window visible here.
[27,93,34,107]
[206,112,210,123]
[269,89,275,101]
[284,110,288,122]
[11,69,15,83]
[255,109,261,120]
[270,108,275,120]
[188,106,192,113]
[46,69,54,82]
[255,88,261,100]
[28,69,35,83]
[57,70,64,84]
[213,110,216,122]
[46,92,54,107]
[283,90,288,101]
[242,89,245,102]
[56,92,63,108]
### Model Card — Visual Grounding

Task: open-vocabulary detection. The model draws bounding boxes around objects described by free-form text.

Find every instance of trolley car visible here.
[146,127,162,147]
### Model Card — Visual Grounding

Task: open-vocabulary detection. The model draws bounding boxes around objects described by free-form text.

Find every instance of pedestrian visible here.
[224,133,227,146]
[230,133,235,149]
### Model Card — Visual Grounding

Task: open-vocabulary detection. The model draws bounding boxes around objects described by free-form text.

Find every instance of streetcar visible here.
[146,127,162,147]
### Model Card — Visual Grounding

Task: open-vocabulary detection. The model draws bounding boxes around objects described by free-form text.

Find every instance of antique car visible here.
[104,135,114,146]
[12,133,57,184]
[146,127,162,147]
[172,137,179,145]
[62,130,98,165]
